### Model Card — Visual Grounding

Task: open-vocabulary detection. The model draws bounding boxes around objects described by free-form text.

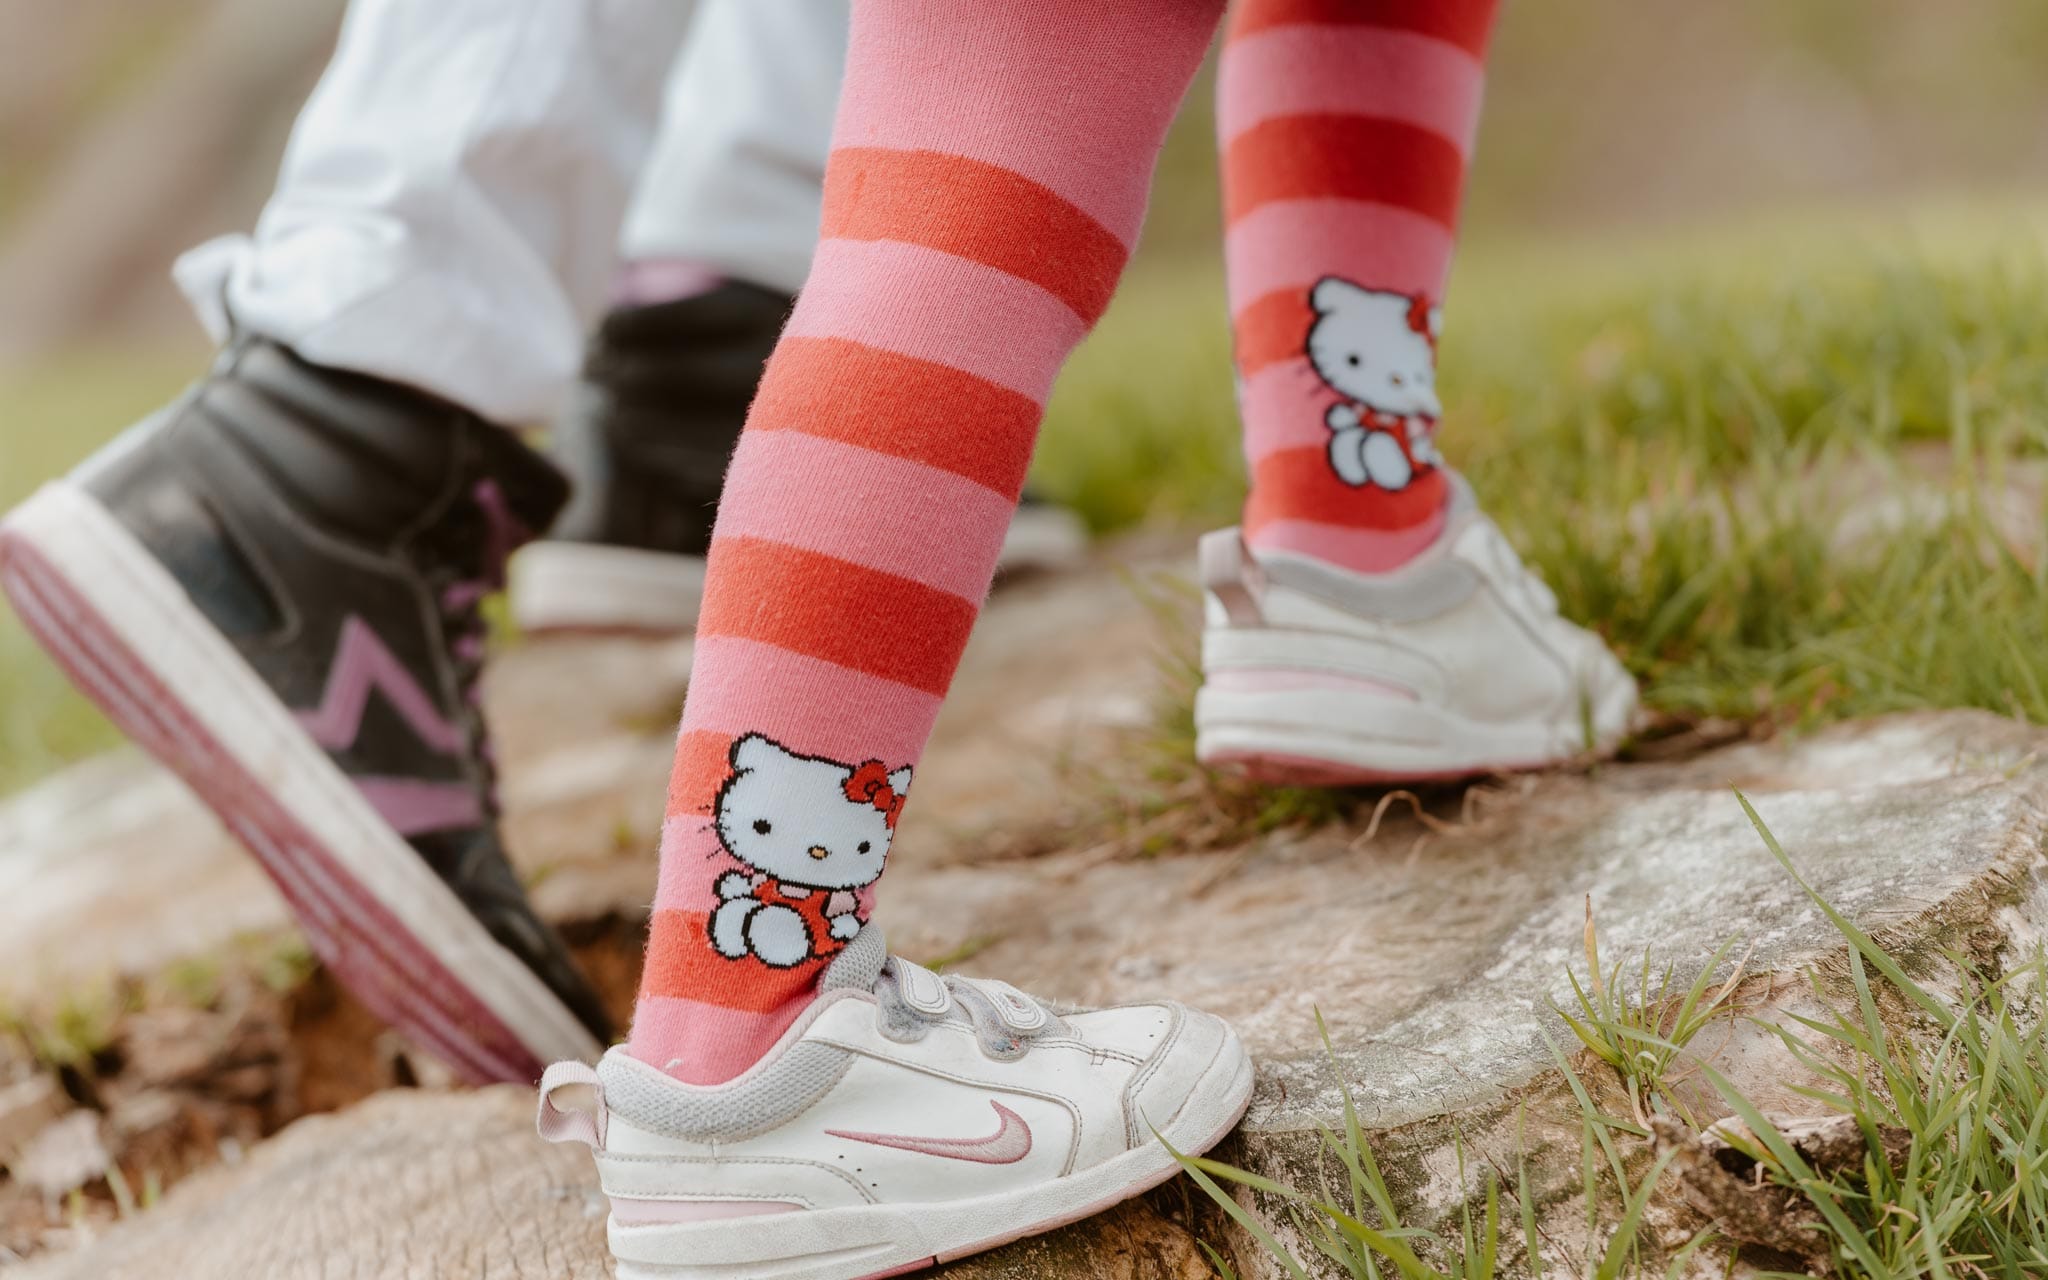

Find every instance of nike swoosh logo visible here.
[826,1101,1033,1165]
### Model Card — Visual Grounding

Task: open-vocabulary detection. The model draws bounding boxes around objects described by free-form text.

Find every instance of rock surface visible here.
[11,1088,1216,1280]
[5,548,2047,1276]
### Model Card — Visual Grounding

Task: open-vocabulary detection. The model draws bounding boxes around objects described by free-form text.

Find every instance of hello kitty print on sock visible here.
[1222,0,1498,575]
[708,734,910,969]
[1306,277,1443,493]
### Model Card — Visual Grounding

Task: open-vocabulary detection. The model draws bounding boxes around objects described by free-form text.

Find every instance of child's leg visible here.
[628,0,1223,1084]
[1196,0,1636,784]
[1222,0,1500,573]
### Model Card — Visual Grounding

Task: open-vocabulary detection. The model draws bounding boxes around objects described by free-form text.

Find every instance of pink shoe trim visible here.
[856,1263,939,1280]
[352,776,484,837]
[1203,747,1508,788]
[827,1100,1033,1165]
[295,616,467,755]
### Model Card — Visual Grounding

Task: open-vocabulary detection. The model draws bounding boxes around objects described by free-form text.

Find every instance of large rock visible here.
[875,709,2048,1274]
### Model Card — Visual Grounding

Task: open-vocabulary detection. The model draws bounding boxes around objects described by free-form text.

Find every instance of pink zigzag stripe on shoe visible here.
[295,616,466,755]
[353,776,483,836]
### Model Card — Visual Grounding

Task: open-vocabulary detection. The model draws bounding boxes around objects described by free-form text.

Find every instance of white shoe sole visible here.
[0,481,604,1082]
[608,1027,1255,1280]
[1195,633,1636,785]
[510,541,709,635]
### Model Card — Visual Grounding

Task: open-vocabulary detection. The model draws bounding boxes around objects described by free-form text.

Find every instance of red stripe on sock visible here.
[668,729,735,818]
[1226,0,1498,59]
[642,909,822,1013]
[822,148,1128,324]
[748,337,1040,500]
[694,537,979,698]
[1223,115,1466,228]
[1243,446,1450,532]
[1233,287,1318,377]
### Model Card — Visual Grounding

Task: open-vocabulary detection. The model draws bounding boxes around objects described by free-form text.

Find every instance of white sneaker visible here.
[1196,477,1638,784]
[537,928,1253,1280]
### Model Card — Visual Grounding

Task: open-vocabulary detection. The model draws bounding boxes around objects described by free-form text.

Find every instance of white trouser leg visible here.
[174,0,696,425]
[619,0,848,296]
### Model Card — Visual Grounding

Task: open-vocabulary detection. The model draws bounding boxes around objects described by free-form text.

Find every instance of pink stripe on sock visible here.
[717,431,1014,601]
[833,1,1218,246]
[1246,515,1449,574]
[629,995,810,1084]
[682,634,945,767]
[785,239,1087,405]
[1238,357,1351,464]
[1218,25,1485,153]
[1226,200,1454,317]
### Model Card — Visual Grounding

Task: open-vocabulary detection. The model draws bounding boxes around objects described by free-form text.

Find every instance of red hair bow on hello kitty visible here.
[844,761,907,829]
[1405,295,1437,349]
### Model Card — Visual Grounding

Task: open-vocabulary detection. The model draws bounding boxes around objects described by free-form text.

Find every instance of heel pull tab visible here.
[536,1060,605,1149]
[1199,528,1264,626]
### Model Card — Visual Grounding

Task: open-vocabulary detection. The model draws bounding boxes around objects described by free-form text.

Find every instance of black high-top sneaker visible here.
[0,338,611,1083]
[511,282,1088,634]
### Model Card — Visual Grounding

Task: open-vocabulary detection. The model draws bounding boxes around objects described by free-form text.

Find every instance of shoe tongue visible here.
[821,924,889,993]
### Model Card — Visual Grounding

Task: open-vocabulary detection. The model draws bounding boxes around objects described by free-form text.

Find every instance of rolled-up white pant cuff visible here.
[176,230,583,425]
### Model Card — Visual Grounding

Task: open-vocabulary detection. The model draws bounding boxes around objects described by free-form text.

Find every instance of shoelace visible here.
[873,957,1066,1061]
[436,583,501,817]
[434,481,523,819]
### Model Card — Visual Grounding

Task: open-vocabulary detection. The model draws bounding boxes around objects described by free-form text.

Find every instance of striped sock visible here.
[1222,0,1499,574]
[627,0,1222,1084]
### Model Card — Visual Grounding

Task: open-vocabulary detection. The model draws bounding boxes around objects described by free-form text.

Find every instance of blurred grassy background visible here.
[9,1,2048,793]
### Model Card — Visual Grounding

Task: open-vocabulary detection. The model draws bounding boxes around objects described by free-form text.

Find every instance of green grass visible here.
[1179,1013,1693,1280]
[1181,794,2048,1278]
[0,354,193,794]
[1557,920,1747,1131]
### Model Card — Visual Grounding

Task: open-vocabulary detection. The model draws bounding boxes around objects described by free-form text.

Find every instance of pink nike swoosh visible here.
[826,1101,1033,1165]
